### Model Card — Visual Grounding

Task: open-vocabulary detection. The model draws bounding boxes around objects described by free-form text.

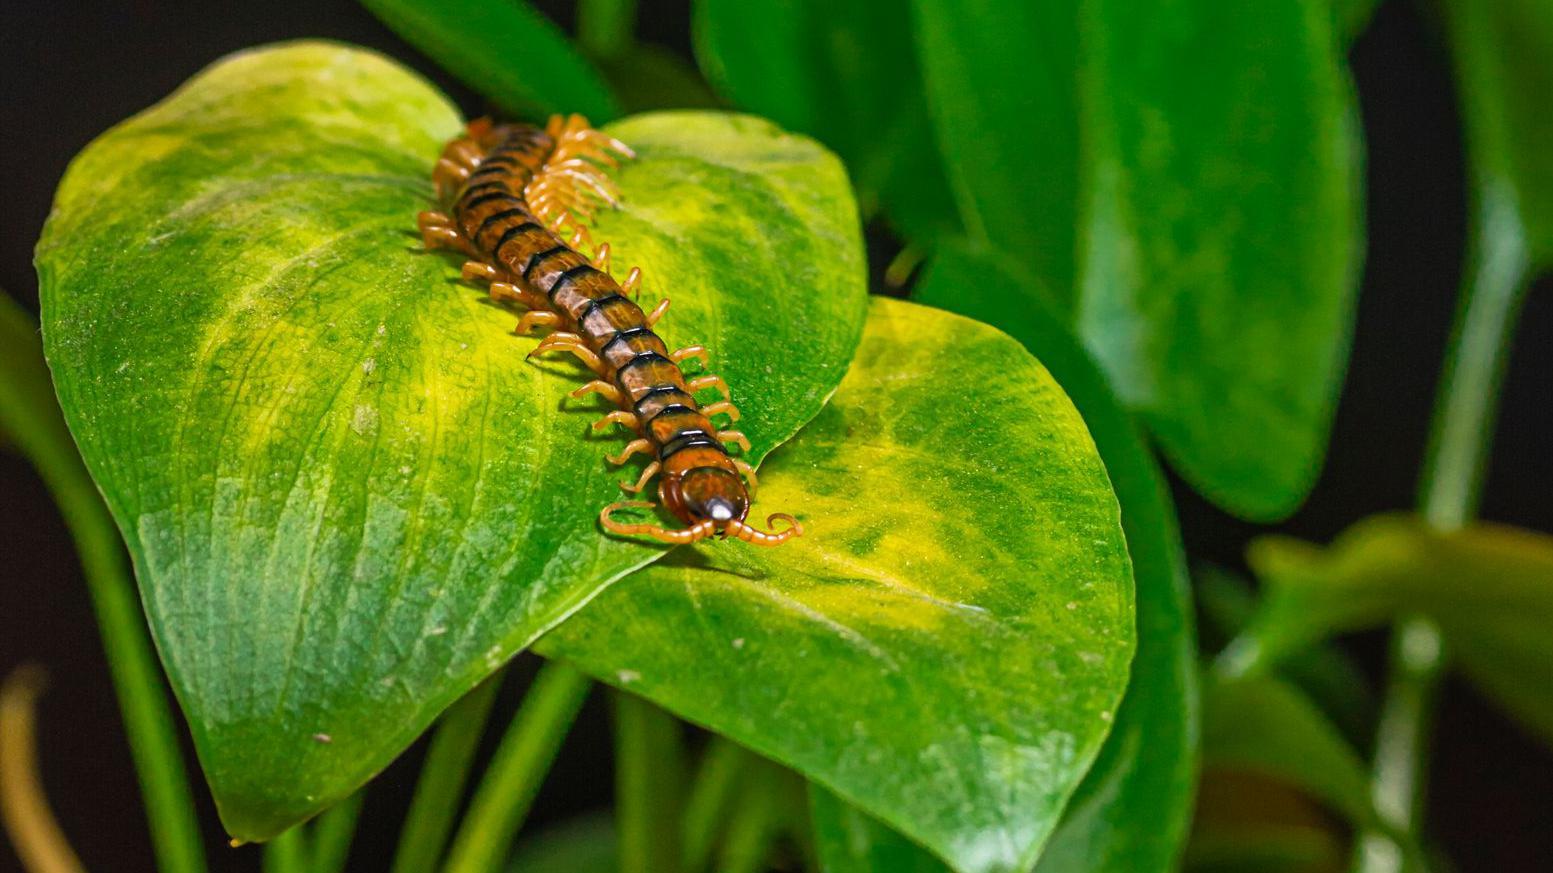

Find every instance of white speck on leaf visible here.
[362,357,376,374]
[617,669,641,684]
[731,638,745,650]
[312,733,332,744]
[351,404,378,435]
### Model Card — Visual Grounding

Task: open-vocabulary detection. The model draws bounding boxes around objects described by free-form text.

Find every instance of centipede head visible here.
[660,465,750,534]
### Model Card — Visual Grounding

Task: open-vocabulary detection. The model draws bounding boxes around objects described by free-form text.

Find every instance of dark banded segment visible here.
[475,207,530,241]
[522,245,571,283]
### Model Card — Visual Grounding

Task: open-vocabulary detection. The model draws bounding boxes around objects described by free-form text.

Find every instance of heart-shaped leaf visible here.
[914,239,1198,873]
[539,297,1136,873]
[35,41,865,840]
[1078,0,1362,520]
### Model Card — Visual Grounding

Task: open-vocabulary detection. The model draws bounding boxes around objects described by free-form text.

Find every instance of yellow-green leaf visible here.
[34,41,865,840]
[540,297,1135,873]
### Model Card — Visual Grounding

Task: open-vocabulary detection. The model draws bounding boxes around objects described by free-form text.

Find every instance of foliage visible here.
[5,0,1552,872]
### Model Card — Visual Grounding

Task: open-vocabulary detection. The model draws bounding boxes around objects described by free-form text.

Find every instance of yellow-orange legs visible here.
[599,502,803,547]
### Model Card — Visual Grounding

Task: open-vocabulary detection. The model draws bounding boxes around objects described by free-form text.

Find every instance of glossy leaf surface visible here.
[912,0,1078,299]
[1242,515,1553,743]
[35,42,865,839]
[695,0,958,242]
[541,297,1135,873]
[359,0,620,122]
[916,239,1197,873]
[1078,0,1361,520]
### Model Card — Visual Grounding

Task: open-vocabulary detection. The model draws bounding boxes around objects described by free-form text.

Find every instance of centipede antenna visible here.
[726,514,803,547]
[600,502,715,544]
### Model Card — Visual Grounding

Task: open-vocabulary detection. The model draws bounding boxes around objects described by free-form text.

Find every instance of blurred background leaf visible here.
[695,0,959,243]
[1077,0,1363,521]
[911,0,1077,303]
[914,239,1198,873]
[1197,567,1374,746]
[1442,0,1553,269]
[360,0,621,121]
[810,786,949,873]
[1235,515,1553,746]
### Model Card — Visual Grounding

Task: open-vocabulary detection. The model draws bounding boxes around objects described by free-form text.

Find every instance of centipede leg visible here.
[620,461,661,494]
[514,310,563,335]
[605,438,652,466]
[572,379,626,405]
[701,400,741,423]
[718,430,752,453]
[670,345,709,369]
[462,260,499,283]
[433,157,471,192]
[732,458,759,493]
[489,281,549,310]
[621,267,643,298]
[418,212,470,254]
[645,298,670,327]
[686,374,731,402]
[592,410,641,433]
[592,243,611,272]
[528,335,607,376]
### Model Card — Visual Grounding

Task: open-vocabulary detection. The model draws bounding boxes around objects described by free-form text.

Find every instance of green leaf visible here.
[1078,0,1362,520]
[359,0,620,122]
[1443,0,1553,266]
[35,41,866,840]
[506,814,617,873]
[810,785,949,873]
[914,239,1198,873]
[596,43,721,115]
[912,0,1078,297]
[1240,515,1553,744]
[1202,676,1375,828]
[540,297,1135,873]
[695,0,958,243]
[1335,0,1383,44]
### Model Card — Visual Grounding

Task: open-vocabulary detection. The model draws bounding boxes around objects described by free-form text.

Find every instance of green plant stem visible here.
[0,298,207,873]
[442,661,592,873]
[715,763,782,873]
[390,673,503,873]
[1359,182,1530,873]
[310,789,364,873]
[261,826,308,873]
[576,0,637,59]
[681,737,749,872]
[614,689,685,873]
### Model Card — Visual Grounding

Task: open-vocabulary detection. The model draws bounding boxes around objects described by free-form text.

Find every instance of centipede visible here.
[417,115,801,547]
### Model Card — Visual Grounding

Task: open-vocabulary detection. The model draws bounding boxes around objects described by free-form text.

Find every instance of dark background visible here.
[2,2,1549,871]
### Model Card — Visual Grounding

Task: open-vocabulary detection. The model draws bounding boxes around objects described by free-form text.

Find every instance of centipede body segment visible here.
[418,115,800,546]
